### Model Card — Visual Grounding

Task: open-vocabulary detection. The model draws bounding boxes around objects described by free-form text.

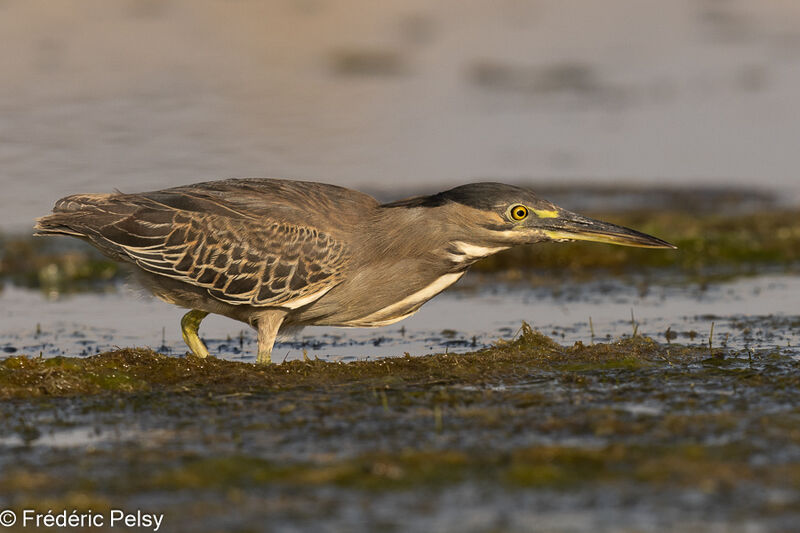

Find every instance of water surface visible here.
[2,273,798,360]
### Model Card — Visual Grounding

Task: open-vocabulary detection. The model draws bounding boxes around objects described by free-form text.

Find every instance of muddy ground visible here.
[0,326,798,532]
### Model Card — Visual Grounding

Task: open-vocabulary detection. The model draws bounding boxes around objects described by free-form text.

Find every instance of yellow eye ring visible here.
[509,204,528,221]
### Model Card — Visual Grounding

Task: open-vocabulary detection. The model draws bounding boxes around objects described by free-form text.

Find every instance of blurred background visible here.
[2,0,800,232]
[2,0,800,358]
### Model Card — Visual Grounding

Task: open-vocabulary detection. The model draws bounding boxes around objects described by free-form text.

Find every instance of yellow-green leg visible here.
[181,310,210,358]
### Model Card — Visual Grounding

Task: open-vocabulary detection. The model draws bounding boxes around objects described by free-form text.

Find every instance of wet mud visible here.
[1,327,798,531]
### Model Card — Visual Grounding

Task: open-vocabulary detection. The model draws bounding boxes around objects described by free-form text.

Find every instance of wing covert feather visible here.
[106,208,348,308]
[37,179,367,308]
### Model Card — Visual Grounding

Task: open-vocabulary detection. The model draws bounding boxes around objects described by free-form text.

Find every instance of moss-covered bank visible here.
[2,325,777,399]
[1,327,798,531]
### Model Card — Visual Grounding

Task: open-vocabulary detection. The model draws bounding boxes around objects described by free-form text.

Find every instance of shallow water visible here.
[2,273,798,361]
[4,0,800,232]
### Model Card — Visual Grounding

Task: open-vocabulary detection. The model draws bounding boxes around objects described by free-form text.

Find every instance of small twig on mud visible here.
[708,322,715,354]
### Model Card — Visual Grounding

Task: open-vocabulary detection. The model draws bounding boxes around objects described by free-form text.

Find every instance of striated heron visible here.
[35,179,674,363]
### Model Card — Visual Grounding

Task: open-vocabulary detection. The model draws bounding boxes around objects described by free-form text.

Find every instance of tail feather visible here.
[34,214,90,237]
[34,193,118,237]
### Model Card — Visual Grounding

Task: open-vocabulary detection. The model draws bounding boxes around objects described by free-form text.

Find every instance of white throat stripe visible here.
[452,241,509,260]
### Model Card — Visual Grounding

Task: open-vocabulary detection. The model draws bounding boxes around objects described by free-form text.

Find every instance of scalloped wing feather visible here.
[37,185,352,309]
[116,212,348,307]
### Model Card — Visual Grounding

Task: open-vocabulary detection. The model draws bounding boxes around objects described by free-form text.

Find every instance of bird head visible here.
[397,183,676,250]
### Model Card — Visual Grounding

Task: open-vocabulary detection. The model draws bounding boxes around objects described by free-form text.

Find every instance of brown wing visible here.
[119,211,347,307]
[35,186,351,308]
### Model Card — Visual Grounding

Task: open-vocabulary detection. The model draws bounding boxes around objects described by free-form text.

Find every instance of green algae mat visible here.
[1,326,798,532]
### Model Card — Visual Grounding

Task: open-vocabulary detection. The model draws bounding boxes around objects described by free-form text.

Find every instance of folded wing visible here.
[35,187,350,309]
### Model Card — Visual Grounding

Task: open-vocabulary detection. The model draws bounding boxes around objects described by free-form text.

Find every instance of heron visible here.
[35,178,674,364]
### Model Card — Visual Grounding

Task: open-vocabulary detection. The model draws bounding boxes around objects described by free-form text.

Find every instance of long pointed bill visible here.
[541,212,676,249]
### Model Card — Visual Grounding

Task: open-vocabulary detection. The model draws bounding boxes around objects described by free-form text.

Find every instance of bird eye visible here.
[509,205,528,221]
